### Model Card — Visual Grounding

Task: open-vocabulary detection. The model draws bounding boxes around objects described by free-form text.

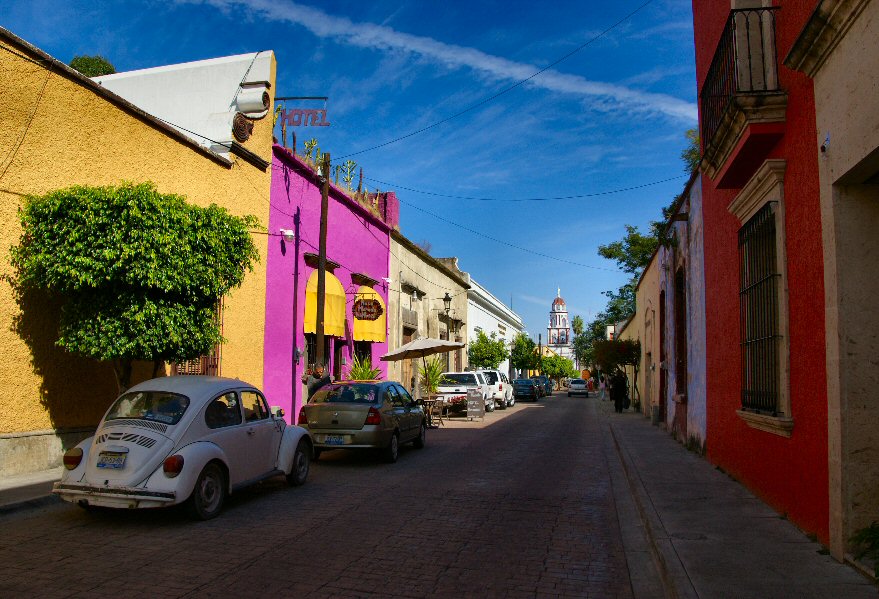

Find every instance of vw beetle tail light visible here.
[163,455,185,477]
[298,408,308,425]
[62,447,83,470]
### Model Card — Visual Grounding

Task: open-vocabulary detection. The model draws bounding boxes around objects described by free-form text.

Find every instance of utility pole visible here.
[538,333,542,376]
[315,152,330,370]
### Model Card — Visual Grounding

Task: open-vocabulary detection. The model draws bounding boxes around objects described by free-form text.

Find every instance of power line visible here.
[397,196,624,273]
[363,174,687,202]
[337,0,655,159]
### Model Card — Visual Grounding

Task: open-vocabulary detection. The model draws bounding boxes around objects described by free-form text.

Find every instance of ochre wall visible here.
[0,37,275,440]
[693,1,829,542]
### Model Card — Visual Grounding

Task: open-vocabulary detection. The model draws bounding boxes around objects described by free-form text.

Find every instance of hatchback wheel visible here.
[187,462,226,520]
[286,439,310,486]
[385,432,400,463]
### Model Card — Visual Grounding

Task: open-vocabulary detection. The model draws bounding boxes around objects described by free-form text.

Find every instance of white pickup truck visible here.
[436,371,494,412]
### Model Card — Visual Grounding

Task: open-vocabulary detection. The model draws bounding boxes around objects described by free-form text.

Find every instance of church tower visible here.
[548,288,570,346]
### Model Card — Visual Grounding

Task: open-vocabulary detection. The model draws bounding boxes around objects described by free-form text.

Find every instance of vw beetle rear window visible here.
[106,391,190,425]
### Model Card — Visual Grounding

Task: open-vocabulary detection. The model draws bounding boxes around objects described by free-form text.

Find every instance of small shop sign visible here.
[353,298,383,321]
[467,388,485,421]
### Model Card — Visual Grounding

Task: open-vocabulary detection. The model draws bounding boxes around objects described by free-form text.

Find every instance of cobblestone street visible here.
[0,394,634,598]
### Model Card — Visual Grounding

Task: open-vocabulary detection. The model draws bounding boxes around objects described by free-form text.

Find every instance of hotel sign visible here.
[279,108,330,127]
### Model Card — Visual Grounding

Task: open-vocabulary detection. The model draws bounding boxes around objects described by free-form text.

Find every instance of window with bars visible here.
[738,202,782,414]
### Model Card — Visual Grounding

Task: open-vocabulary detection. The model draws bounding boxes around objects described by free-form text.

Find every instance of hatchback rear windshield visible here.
[106,391,190,425]
[482,372,499,384]
[513,379,534,385]
[310,383,380,404]
[571,379,585,384]
[441,373,477,385]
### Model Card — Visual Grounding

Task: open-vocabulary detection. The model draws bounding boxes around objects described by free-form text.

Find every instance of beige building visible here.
[785,0,879,561]
[387,231,469,394]
[0,28,275,475]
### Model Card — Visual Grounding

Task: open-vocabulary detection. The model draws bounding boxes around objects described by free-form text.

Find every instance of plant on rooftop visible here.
[69,55,115,77]
[341,160,357,190]
[303,138,318,162]
[8,182,260,393]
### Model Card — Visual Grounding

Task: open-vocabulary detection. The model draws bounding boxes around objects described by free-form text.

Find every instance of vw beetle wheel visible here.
[187,462,226,520]
[287,439,311,486]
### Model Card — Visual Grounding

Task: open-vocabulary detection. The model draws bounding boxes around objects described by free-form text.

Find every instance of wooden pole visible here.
[315,153,330,370]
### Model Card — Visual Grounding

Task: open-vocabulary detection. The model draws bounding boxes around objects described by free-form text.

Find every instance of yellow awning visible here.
[304,271,346,337]
[352,286,386,342]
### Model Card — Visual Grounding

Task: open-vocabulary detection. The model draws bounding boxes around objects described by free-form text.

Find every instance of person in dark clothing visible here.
[302,365,332,400]
[610,369,629,413]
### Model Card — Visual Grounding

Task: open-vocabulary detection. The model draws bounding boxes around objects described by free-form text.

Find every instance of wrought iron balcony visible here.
[700,7,787,187]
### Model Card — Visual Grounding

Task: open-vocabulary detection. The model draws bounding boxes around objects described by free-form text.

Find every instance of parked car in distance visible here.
[513,378,541,402]
[568,378,588,397]
[534,375,553,396]
[437,371,494,412]
[298,381,425,463]
[478,369,514,408]
[531,377,546,397]
[53,376,312,520]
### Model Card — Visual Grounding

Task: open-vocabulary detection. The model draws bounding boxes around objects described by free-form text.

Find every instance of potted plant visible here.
[346,354,382,381]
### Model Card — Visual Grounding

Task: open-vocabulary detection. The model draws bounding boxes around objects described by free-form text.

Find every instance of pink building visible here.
[263,145,397,420]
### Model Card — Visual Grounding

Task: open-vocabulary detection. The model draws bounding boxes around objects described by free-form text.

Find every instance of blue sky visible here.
[2,0,698,340]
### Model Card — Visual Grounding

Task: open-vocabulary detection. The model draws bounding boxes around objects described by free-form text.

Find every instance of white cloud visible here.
[183,0,697,122]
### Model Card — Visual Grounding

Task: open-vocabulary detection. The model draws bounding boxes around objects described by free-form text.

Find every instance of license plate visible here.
[324,435,345,445]
[97,452,127,469]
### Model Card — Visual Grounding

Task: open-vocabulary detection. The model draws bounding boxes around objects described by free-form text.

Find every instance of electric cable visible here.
[336,0,656,159]
[363,174,687,202]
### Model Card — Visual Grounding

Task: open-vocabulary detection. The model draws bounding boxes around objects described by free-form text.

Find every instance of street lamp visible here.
[443,292,452,315]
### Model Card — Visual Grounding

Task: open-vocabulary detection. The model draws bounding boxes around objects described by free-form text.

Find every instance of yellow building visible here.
[0,28,276,475]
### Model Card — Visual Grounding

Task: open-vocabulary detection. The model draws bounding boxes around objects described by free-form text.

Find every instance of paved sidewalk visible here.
[599,398,878,599]
[0,467,62,512]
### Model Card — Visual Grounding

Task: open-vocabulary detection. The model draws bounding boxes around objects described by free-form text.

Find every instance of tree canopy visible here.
[509,332,538,374]
[9,182,260,390]
[69,55,116,77]
[542,354,577,388]
[467,329,510,370]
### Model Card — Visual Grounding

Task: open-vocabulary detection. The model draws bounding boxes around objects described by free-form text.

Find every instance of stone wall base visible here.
[0,428,95,477]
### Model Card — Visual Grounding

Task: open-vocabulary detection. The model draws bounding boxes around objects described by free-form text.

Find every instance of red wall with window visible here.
[693,1,828,542]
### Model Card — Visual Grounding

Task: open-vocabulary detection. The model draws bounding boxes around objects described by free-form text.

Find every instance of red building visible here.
[692,2,828,543]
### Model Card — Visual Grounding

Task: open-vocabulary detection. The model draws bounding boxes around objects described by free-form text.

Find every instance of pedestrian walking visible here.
[598,375,607,401]
[610,369,629,413]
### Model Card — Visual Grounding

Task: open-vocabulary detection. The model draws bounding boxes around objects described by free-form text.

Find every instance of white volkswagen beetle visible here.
[53,376,312,519]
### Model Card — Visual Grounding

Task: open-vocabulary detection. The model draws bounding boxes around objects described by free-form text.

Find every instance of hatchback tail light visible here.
[298,407,308,425]
[62,447,83,470]
[163,455,185,477]
[364,407,382,425]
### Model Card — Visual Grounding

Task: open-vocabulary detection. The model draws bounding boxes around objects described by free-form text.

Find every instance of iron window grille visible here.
[172,299,224,376]
[738,202,781,414]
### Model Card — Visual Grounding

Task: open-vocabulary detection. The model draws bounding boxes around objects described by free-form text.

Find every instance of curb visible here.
[0,493,61,515]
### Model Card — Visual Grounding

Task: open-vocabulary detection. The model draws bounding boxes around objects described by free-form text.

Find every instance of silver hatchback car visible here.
[298,381,426,463]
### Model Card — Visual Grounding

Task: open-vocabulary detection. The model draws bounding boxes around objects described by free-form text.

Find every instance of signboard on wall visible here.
[353,298,384,321]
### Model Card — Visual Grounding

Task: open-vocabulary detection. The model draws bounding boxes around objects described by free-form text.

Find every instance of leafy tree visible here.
[682,128,701,174]
[598,224,659,276]
[542,354,576,390]
[467,329,510,369]
[9,183,260,392]
[571,315,584,336]
[69,55,116,77]
[510,332,538,375]
[592,339,641,373]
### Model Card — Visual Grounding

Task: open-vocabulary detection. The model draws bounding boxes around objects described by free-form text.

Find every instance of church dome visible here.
[552,296,566,308]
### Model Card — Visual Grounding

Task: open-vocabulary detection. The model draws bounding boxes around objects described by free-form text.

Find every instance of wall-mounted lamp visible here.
[412,290,419,301]
[279,228,295,242]
[443,292,452,315]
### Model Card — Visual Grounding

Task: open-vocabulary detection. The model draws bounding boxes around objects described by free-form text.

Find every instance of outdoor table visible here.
[422,398,443,428]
